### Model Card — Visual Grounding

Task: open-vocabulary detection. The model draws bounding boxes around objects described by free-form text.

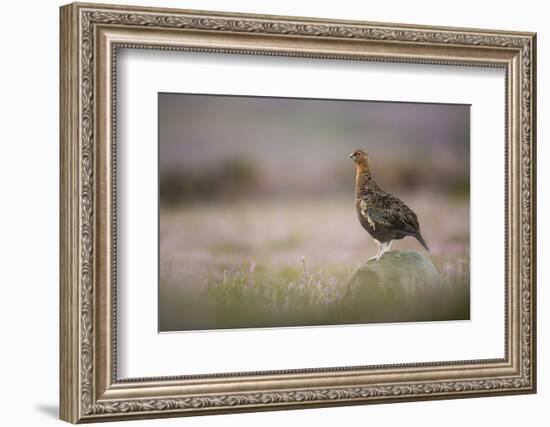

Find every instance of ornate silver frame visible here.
[60,2,536,423]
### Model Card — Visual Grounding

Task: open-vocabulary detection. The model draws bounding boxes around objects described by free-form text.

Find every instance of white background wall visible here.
[0,0,545,425]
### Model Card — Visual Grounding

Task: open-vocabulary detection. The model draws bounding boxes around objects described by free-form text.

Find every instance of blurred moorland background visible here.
[158,93,470,331]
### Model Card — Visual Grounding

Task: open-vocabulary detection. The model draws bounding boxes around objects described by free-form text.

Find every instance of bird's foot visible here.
[373,241,392,261]
[368,253,383,262]
[368,239,390,262]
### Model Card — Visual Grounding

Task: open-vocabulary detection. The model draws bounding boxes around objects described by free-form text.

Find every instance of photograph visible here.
[158,93,471,332]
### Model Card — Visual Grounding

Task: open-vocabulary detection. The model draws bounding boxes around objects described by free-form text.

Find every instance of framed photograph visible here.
[60,2,536,423]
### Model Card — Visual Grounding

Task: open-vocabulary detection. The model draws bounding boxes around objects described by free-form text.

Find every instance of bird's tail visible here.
[415,233,430,251]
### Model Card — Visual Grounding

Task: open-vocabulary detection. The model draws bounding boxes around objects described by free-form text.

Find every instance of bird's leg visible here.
[373,241,392,261]
[380,242,387,257]
[368,240,382,262]
[377,242,388,260]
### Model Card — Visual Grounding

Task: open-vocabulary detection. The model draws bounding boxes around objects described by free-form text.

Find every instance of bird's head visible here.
[349,149,370,169]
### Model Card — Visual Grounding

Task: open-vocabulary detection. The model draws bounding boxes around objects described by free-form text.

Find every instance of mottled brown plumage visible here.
[350,149,429,261]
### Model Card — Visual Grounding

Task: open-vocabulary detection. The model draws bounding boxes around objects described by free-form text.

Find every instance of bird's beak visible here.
[349,153,355,159]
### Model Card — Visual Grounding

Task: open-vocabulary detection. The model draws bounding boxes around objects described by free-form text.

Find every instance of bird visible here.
[350,149,429,261]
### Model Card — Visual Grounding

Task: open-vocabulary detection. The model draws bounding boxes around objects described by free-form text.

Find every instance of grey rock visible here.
[343,250,464,323]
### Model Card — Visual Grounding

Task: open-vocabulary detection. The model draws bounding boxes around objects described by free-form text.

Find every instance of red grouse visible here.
[350,149,429,261]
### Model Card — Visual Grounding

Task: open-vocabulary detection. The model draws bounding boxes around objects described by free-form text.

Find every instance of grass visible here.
[159,194,470,331]
[159,255,470,332]
[204,258,350,328]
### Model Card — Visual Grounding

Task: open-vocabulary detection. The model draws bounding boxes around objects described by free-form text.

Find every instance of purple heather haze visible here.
[159,93,469,198]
